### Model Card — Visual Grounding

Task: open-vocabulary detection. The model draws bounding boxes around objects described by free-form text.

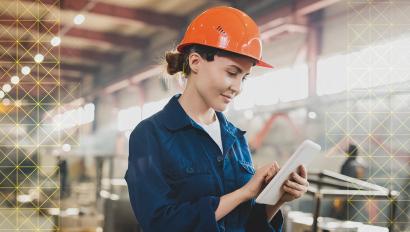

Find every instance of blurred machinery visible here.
[306,170,399,232]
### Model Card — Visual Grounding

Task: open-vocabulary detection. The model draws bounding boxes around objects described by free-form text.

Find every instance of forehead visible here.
[213,55,253,72]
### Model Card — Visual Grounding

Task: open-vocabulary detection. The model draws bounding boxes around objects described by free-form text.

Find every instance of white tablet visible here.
[255,140,321,205]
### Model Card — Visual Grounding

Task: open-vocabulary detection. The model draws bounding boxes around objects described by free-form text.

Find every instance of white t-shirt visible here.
[196,116,223,153]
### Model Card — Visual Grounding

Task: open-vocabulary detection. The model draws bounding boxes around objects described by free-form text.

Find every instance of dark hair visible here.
[165,44,256,76]
[346,144,358,158]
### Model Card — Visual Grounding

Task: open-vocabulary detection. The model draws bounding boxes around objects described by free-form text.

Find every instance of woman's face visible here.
[190,54,253,112]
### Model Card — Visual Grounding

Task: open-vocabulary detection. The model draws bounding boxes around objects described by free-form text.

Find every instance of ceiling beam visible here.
[257,0,340,27]
[0,41,99,74]
[0,39,123,63]
[296,0,340,15]
[60,46,122,63]
[0,59,99,74]
[62,27,148,49]
[54,62,99,73]
[256,0,340,41]
[0,70,81,83]
[4,81,78,100]
[0,59,97,78]
[0,15,149,49]
[24,0,186,30]
[0,76,81,105]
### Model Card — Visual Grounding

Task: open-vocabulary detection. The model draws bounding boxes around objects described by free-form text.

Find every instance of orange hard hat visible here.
[177,6,273,68]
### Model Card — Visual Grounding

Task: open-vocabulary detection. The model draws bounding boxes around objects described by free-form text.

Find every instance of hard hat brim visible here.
[178,43,274,69]
[256,59,274,69]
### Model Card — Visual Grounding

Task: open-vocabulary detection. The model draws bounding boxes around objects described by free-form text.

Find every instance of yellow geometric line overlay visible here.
[1,1,81,231]
[325,1,410,231]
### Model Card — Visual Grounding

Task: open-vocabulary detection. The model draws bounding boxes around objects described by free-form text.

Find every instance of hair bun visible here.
[165,52,184,75]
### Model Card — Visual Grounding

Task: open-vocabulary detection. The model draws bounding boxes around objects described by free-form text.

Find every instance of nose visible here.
[229,77,242,96]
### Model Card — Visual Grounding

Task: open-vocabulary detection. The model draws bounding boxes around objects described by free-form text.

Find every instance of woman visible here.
[125,6,309,232]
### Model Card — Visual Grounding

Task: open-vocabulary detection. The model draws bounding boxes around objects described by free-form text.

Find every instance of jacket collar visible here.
[159,94,247,154]
[160,94,246,136]
[159,94,193,130]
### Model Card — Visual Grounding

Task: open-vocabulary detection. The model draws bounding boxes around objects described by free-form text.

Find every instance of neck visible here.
[178,82,216,125]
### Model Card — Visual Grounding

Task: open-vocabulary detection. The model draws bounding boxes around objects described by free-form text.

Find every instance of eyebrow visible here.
[228,65,250,75]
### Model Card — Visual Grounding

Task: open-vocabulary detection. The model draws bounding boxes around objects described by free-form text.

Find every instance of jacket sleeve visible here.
[245,200,283,232]
[125,121,220,232]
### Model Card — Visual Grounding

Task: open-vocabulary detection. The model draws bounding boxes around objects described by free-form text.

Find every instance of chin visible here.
[213,103,229,112]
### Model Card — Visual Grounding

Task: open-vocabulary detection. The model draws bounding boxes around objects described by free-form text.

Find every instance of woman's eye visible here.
[227,71,237,77]
[242,76,248,82]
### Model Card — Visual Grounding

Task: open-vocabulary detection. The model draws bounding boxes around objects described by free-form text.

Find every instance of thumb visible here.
[299,165,307,179]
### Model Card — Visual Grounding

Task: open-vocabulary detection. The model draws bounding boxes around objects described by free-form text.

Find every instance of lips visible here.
[221,94,233,103]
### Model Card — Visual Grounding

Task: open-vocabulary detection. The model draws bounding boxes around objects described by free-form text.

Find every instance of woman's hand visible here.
[279,165,309,203]
[240,162,279,201]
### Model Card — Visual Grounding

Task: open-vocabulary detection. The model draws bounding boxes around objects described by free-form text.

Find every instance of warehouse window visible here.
[53,103,95,130]
[318,36,410,95]
[117,96,171,134]
[117,106,141,132]
[141,96,172,120]
[233,65,308,110]
[317,54,348,96]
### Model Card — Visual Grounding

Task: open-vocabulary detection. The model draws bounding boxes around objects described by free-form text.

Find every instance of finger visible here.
[272,161,280,172]
[283,185,302,198]
[264,171,272,182]
[264,167,275,183]
[291,172,309,186]
[298,165,307,179]
[269,165,277,177]
[262,163,274,174]
[257,164,271,179]
[285,180,306,192]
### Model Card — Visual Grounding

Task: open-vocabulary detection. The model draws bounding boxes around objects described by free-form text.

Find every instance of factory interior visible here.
[0,0,409,231]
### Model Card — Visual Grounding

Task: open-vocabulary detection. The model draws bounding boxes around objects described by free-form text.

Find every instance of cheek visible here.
[200,69,228,93]
[210,70,231,89]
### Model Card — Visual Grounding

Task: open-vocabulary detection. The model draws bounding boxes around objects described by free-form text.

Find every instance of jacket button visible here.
[217,156,224,162]
[186,167,194,173]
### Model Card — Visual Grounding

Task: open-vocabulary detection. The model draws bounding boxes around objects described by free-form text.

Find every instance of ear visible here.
[188,52,202,74]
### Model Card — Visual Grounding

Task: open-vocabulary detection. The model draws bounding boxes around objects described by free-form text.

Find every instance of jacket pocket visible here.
[235,160,255,188]
[238,160,256,175]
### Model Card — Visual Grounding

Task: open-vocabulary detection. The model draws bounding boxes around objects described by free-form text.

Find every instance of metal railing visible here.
[307,170,399,232]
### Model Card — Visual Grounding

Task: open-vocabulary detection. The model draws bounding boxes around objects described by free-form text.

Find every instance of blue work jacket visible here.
[125,93,283,232]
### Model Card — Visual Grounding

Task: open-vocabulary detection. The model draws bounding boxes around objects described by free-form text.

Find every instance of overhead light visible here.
[11,75,20,84]
[2,84,11,93]
[0,90,4,99]
[21,66,31,75]
[84,103,95,112]
[110,194,120,201]
[34,53,44,63]
[64,208,79,216]
[47,208,60,216]
[17,194,32,203]
[73,14,85,25]
[62,143,71,152]
[50,36,61,46]
[2,98,10,106]
[100,190,110,198]
[308,111,317,119]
